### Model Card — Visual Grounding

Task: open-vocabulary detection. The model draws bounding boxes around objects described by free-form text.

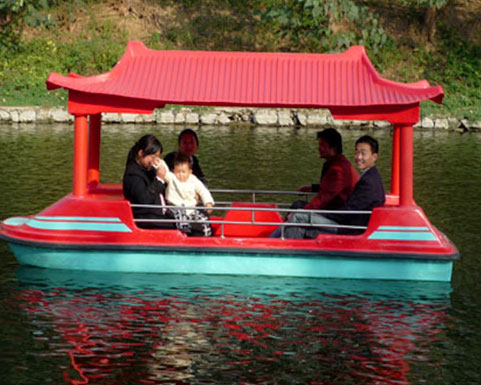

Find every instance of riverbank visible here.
[1,106,480,132]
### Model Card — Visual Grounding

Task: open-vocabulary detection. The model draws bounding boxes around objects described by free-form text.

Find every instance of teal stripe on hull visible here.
[369,231,437,241]
[8,244,453,282]
[26,219,132,232]
[378,226,430,231]
[3,217,29,226]
[35,216,122,222]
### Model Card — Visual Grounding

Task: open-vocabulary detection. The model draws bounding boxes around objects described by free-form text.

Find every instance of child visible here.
[155,153,214,236]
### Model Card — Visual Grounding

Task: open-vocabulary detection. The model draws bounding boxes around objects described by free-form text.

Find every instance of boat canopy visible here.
[46,41,443,124]
[45,41,445,206]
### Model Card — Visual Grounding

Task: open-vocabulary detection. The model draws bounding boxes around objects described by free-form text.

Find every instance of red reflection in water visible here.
[16,287,447,385]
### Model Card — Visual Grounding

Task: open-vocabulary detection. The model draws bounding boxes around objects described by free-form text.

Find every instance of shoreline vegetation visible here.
[1,0,481,124]
[1,106,479,132]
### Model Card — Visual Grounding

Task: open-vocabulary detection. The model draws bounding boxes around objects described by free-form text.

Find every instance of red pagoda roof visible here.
[46,41,444,123]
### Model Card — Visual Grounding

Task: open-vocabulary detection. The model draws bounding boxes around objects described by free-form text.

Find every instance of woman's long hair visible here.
[126,134,163,167]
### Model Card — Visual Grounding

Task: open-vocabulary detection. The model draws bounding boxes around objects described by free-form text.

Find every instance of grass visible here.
[1,0,480,121]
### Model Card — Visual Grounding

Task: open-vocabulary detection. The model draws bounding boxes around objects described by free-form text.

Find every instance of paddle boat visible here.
[0,41,458,281]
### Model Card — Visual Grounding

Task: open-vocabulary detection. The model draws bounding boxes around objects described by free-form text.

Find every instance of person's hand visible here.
[154,159,167,180]
[297,185,312,192]
[205,202,214,215]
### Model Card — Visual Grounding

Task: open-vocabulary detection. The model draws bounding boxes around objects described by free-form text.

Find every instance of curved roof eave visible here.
[46,41,444,121]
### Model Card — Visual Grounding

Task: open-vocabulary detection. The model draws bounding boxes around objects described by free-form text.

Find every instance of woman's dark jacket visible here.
[123,161,173,229]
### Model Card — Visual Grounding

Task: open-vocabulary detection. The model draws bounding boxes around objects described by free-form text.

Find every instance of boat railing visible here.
[130,202,370,238]
[210,188,315,206]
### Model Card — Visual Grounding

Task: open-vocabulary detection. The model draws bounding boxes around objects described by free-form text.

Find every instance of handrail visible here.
[130,203,369,238]
[210,188,315,203]
[211,188,315,194]
[214,200,297,207]
[131,203,371,215]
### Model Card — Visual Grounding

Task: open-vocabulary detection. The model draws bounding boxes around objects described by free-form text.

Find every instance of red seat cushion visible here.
[215,202,283,237]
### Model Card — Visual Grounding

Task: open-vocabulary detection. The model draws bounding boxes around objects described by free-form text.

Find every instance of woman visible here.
[163,128,208,186]
[123,134,175,229]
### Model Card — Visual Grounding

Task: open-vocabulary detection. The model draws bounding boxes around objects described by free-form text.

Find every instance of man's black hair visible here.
[316,128,343,154]
[355,135,379,154]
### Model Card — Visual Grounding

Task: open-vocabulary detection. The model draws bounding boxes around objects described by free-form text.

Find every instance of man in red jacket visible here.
[298,128,359,211]
[271,128,358,237]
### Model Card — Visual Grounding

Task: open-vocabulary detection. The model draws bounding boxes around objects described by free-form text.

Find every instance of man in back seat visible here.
[271,128,358,237]
[297,128,359,211]
[284,135,385,238]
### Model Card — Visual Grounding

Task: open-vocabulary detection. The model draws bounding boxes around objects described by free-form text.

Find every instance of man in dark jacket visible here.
[284,135,385,238]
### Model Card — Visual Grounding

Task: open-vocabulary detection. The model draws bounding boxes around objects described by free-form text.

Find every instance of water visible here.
[1,123,480,384]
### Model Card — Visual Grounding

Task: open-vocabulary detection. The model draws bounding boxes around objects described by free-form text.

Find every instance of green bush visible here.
[260,0,388,53]
[0,2,127,106]
[1,0,481,120]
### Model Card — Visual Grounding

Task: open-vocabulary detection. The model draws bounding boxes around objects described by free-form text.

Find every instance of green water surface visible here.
[0,123,480,384]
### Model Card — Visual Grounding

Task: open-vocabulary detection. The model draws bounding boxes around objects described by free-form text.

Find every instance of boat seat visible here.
[214,202,283,238]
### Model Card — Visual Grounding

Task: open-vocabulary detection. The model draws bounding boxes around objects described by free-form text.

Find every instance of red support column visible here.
[390,124,400,197]
[87,114,101,187]
[399,124,414,206]
[73,115,89,196]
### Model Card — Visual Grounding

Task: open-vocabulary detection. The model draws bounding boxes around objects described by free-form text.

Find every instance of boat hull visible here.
[8,243,453,281]
[0,192,459,282]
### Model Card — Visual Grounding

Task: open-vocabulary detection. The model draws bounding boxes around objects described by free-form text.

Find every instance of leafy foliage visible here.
[150,0,261,51]
[0,0,24,51]
[401,0,448,8]
[422,23,481,120]
[0,0,480,119]
[260,0,388,53]
[0,9,126,106]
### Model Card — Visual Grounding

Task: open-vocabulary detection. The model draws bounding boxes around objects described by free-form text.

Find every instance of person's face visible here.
[318,138,334,159]
[179,133,198,157]
[173,162,192,182]
[354,142,377,171]
[137,149,161,171]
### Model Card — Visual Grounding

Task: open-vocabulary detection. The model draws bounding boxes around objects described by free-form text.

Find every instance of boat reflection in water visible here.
[15,267,451,384]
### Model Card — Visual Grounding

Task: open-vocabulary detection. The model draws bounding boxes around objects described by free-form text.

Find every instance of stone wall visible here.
[1,106,480,132]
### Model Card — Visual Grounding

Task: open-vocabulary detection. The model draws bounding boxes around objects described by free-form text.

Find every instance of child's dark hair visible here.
[178,128,199,146]
[126,135,163,166]
[317,128,343,154]
[356,135,379,154]
[173,152,193,169]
